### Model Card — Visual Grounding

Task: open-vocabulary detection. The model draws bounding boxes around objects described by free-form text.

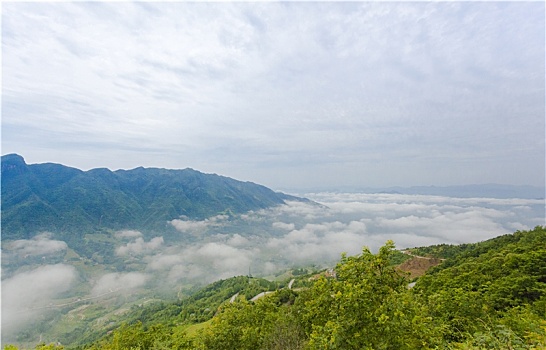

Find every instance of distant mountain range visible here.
[282,184,545,199]
[368,184,545,199]
[1,154,305,239]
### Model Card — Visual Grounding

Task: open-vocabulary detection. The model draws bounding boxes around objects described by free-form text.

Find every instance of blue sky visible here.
[2,2,544,190]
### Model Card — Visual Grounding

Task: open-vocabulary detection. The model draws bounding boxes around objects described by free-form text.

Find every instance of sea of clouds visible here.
[2,192,544,340]
[114,192,544,284]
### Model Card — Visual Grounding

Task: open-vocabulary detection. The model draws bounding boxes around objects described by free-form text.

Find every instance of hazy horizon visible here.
[3,153,545,198]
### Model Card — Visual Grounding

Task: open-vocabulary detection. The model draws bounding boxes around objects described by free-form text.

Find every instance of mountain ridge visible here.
[281,183,545,199]
[1,154,307,239]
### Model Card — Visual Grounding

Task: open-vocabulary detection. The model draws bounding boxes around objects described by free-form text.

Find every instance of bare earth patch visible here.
[397,256,443,279]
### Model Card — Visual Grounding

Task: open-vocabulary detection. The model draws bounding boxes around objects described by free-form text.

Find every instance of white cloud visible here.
[170,219,209,232]
[186,242,254,281]
[91,272,149,296]
[147,254,184,271]
[16,193,531,300]
[170,215,228,233]
[2,264,78,337]
[241,193,544,265]
[3,2,543,189]
[145,240,257,284]
[115,230,143,239]
[308,193,543,245]
[7,233,67,257]
[227,234,250,247]
[116,236,164,256]
[265,219,370,263]
[272,221,295,231]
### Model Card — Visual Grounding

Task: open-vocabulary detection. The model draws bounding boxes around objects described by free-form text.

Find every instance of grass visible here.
[184,319,213,337]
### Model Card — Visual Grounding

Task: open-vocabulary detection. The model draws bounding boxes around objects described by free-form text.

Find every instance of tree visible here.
[35,344,64,350]
[299,241,442,349]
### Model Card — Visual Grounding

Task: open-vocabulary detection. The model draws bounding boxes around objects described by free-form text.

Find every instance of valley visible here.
[2,156,545,349]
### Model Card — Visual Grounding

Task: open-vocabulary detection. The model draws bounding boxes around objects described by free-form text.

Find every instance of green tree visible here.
[3,346,19,350]
[35,344,64,350]
[299,241,441,349]
[198,289,305,350]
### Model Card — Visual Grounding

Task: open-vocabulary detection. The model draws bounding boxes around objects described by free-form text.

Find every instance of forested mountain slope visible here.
[1,154,304,239]
[414,227,546,310]
[17,226,541,350]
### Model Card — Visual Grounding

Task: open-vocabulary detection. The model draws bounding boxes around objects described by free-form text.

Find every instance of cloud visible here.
[115,230,143,239]
[145,240,256,284]
[91,272,149,296]
[227,233,250,247]
[151,193,543,282]
[116,236,164,256]
[262,201,332,221]
[179,242,255,282]
[170,215,229,233]
[376,211,508,244]
[7,233,68,257]
[2,264,78,338]
[147,254,184,271]
[148,193,544,287]
[4,2,543,189]
[194,242,252,268]
[265,220,370,263]
[244,193,543,266]
[308,193,544,246]
[170,219,209,232]
[272,221,295,231]
[10,193,530,309]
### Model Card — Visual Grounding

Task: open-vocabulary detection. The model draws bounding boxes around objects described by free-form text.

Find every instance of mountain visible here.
[1,154,306,239]
[382,184,546,199]
[281,184,545,199]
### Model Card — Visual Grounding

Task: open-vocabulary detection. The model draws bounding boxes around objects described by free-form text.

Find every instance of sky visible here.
[2,2,545,190]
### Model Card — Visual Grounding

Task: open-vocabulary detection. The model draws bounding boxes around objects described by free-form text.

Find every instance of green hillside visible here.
[11,226,543,350]
[51,276,281,348]
[1,154,304,240]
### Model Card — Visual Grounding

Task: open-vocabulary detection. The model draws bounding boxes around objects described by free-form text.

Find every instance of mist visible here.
[2,192,544,341]
[2,264,78,339]
[90,272,149,296]
[149,192,544,284]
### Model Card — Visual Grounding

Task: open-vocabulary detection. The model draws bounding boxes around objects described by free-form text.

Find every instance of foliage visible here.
[413,226,546,346]
[387,248,413,265]
[122,276,277,327]
[199,290,305,350]
[83,322,194,350]
[415,226,546,310]
[3,344,66,350]
[291,268,308,276]
[34,344,65,350]
[406,242,475,259]
[298,241,442,349]
[16,227,546,349]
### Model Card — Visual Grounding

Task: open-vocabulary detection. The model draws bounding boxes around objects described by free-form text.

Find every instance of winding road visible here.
[231,278,297,303]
